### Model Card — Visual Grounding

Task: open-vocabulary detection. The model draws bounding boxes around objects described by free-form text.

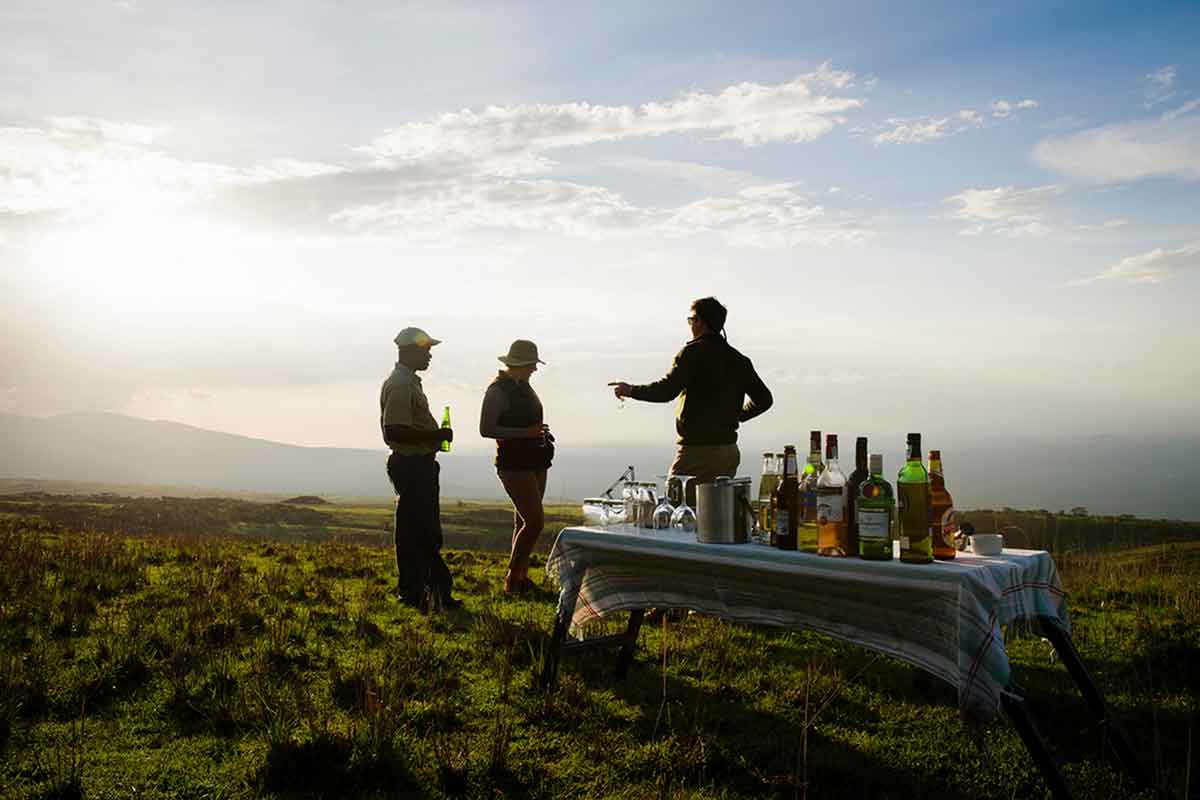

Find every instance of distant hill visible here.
[0,412,671,502]
[0,412,455,498]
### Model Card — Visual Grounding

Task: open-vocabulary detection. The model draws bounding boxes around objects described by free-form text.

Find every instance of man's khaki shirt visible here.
[380,362,439,455]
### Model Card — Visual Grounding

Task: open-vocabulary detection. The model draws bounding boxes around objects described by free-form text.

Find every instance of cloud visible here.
[1144,65,1177,108]
[0,117,239,217]
[945,184,1063,237]
[1067,241,1200,286]
[990,98,1039,118]
[872,109,983,145]
[1033,108,1200,182]
[363,63,863,171]
[1,70,873,250]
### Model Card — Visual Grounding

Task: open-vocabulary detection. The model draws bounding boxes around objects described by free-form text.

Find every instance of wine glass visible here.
[670,475,698,532]
[652,475,675,530]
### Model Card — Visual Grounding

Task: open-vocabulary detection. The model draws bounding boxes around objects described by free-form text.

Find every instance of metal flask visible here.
[696,477,745,544]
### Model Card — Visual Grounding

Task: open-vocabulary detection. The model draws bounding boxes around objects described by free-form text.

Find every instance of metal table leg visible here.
[540,608,646,688]
[1036,616,1151,791]
[1002,689,1074,799]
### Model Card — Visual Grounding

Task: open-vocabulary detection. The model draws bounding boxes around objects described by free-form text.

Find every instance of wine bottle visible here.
[774,445,799,550]
[898,433,932,563]
[930,449,957,560]
[817,434,849,556]
[857,454,894,560]
[801,430,823,523]
[440,405,452,453]
[845,436,868,556]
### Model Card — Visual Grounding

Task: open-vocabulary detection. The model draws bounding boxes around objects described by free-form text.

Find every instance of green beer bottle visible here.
[440,405,451,453]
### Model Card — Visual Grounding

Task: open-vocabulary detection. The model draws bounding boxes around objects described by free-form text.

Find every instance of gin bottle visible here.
[856,454,894,560]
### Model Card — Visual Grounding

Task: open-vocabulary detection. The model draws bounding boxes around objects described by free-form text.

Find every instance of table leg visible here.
[1001,690,1073,800]
[614,609,645,677]
[539,611,570,689]
[1037,616,1151,791]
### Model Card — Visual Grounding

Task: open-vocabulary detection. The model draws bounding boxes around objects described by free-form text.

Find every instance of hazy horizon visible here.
[3,2,1198,500]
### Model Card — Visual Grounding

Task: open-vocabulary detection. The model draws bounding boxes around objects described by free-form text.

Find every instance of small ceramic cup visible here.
[970,533,1004,555]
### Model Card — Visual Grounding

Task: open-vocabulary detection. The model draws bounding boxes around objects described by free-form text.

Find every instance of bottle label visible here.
[776,511,790,539]
[816,491,844,524]
[858,509,889,542]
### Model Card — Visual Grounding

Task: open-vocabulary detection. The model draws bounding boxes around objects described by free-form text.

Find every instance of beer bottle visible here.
[930,449,957,560]
[898,433,932,563]
[774,445,799,550]
[440,405,452,453]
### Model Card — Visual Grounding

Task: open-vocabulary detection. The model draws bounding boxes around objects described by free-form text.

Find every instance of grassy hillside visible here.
[1,500,1196,798]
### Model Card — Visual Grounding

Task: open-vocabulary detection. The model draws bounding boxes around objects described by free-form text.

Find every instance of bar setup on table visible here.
[546,432,1150,800]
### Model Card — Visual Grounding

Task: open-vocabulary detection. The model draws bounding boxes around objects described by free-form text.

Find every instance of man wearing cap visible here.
[609,297,773,503]
[381,327,459,612]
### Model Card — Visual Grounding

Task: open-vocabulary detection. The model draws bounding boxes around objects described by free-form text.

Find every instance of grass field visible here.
[0,494,1196,799]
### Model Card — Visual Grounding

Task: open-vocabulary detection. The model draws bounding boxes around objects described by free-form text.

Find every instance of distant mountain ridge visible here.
[0,412,429,498]
[2,412,1199,520]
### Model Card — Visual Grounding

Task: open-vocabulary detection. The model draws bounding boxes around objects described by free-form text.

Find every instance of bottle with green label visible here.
[897,432,932,563]
[440,405,452,453]
[856,453,894,560]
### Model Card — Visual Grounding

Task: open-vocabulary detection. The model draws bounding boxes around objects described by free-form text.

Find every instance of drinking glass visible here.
[670,475,698,532]
[652,476,675,530]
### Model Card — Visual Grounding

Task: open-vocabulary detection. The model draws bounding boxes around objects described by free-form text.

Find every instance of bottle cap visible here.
[930,449,941,459]
[869,453,883,473]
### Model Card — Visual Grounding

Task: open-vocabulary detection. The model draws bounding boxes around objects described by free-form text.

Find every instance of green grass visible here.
[0,503,1196,799]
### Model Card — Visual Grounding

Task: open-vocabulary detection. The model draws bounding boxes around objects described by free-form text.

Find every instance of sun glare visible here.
[30,206,260,315]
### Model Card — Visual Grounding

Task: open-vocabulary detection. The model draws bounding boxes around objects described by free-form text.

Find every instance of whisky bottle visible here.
[801,430,823,523]
[440,406,452,453]
[856,454,894,560]
[898,432,932,563]
[930,449,957,560]
[774,445,799,550]
[845,436,868,556]
[817,434,849,556]
[758,452,779,537]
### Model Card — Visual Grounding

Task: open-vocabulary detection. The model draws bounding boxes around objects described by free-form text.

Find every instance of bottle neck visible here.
[855,440,867,471]
[785,453,798,476]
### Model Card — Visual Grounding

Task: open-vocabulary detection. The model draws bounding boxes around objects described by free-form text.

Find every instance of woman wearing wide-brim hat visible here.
[479,339,555,596]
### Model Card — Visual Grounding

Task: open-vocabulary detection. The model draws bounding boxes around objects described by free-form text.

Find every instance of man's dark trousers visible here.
[386,452,453,607]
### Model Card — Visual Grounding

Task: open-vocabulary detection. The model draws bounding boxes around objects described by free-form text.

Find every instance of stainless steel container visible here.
[731,477,755,542]
[696,476,745,544]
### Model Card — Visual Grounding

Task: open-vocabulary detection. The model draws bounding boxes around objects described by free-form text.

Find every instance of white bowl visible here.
[971,533,1004,556]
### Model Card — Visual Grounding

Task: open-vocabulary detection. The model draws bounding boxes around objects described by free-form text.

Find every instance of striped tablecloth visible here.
[544,525,1070,726]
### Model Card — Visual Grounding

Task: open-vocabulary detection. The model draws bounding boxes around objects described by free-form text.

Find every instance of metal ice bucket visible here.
[696,476,745,544]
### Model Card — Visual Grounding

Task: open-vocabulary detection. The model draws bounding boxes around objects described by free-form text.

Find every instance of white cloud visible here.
[945,184,1063,237]
[990,98,1039,118]
[0,117,238,217]
[1067,241,1200,286]
[873,109,983,145]
[1144,65,1177,107]
[1033,110,1200,182]
[1,71,875,250]
[363,64,863,172]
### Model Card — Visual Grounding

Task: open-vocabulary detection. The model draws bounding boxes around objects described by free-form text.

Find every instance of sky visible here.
[3,1,1199,472]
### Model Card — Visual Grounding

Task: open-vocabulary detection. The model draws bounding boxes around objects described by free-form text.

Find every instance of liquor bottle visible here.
[845,437,869,556]
[758,452,779,537]
[898,433,932,563]
[930,449,957,560]
[817,434,849,556]
[857,454,894,560]
[801,430,823,523]
[440,406,452,453]
[774,445,799,550]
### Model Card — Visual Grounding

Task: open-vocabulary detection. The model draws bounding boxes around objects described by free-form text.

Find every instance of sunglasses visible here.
[687,315,697,324]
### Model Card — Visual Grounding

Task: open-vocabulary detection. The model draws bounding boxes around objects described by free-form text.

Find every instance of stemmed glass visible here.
[652,475,675,530]
[670,475,697,532]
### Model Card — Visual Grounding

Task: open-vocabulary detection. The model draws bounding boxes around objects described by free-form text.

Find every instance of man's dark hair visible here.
[691,296,727,336]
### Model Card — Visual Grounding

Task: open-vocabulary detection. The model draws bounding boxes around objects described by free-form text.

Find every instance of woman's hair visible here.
[691,296,727,336]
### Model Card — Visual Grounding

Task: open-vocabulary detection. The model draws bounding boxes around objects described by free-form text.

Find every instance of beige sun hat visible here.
[498,339,545,367]
[393,327,441,348]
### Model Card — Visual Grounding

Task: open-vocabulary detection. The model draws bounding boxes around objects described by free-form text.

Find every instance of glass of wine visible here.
[652,475,675,530]
[670,475,698,532]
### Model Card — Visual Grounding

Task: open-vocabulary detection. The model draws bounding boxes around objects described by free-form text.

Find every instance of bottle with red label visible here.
[929,449,957,560]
